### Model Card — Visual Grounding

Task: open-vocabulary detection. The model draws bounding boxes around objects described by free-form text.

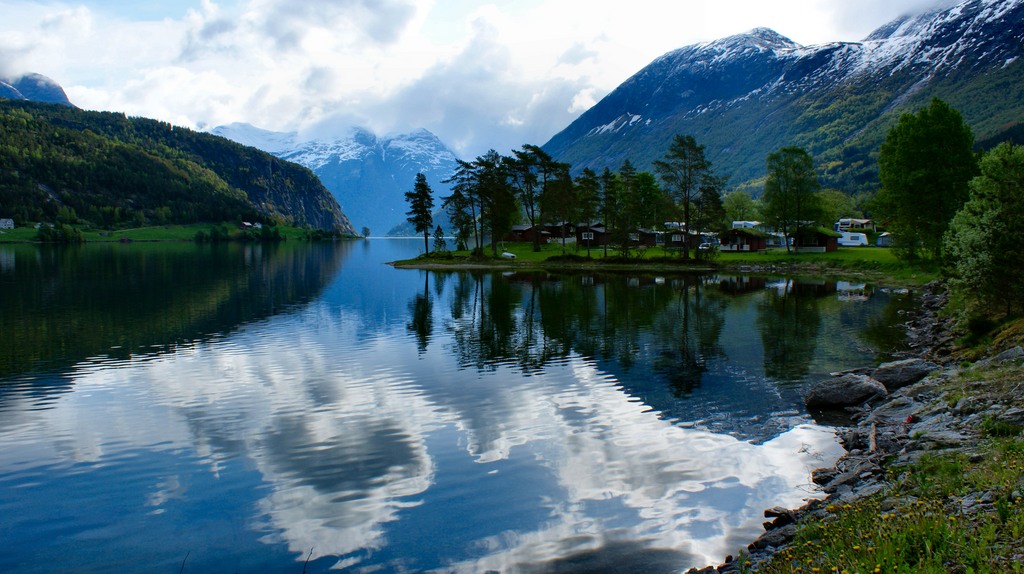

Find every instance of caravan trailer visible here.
[838,232,868,246]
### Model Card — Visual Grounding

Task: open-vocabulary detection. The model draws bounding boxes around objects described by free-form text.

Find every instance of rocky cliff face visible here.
[543,0,1024,194]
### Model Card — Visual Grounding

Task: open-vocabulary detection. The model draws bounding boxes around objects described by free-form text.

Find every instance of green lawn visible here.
[718,246,939,283]
[408,241,939,284]
[0,228,39,242]
[82,225,206,242]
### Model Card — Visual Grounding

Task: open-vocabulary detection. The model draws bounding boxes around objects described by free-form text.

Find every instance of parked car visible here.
[501,251,517,259]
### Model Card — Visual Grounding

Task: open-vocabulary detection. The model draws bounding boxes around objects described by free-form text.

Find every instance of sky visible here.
[0,0,955,158]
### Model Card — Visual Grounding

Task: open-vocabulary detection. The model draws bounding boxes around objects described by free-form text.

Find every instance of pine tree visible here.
[574,168,600,257]
[432,225,447,253]
[653,134,717,258]
[405,173,434,253]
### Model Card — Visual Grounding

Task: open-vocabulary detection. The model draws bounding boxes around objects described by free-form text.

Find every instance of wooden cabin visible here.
[718,228,768,252]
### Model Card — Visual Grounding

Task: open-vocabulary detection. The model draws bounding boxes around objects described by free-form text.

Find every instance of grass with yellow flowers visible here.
[757,436,1024,574]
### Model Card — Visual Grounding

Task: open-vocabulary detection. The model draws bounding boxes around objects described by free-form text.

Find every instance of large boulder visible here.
[870,358,939,391]
[975,346,1024,369]
[805,374,887,408]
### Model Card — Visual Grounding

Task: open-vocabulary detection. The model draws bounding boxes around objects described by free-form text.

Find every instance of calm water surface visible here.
[0,240,912,573]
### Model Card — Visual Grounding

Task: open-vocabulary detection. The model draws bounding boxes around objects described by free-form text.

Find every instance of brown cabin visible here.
[795,228,840,253]
[665,230,693,249]
[544,222,575,239]
[630,229,659,247]
[504,224,549,244]
[576,224,608,246]
[719,228,768,252]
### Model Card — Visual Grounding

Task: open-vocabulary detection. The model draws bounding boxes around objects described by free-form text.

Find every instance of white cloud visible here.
[569,88,597,114]
[0,0,957,157]
[819,0,960,40]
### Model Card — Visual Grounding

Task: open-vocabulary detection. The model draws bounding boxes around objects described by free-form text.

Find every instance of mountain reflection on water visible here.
[0,239,911,573]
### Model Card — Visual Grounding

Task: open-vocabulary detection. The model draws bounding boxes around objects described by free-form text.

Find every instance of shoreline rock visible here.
[804,373,887,408]
[686,281,1020,573]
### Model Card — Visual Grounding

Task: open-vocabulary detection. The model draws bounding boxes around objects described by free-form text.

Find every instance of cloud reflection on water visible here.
[0,289,842,573]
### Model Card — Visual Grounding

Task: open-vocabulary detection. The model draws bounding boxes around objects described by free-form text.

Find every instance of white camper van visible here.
[838,232,869,246]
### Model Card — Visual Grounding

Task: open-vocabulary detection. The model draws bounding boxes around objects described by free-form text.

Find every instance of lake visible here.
[0,239,913,573]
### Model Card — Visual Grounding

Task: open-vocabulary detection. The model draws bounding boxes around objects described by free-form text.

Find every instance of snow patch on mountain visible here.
[212,122,297,154]
[587,113,648,137]
[283,137,370,170]
[0,73,74,106]
[581,0,1023,132]
[383,129,460,169]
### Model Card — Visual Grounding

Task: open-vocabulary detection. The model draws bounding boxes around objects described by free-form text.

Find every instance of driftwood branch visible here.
[302,547,314,574]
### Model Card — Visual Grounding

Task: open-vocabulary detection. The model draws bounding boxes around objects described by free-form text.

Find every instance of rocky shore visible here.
[687,282,1024,573]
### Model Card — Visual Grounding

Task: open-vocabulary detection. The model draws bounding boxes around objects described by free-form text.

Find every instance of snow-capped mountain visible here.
[543,0,1024,194]
[1,73,74,107]
[212,123,461,236]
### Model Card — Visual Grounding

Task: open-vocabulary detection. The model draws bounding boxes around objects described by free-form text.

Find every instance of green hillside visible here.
[0,100,354,233]
[549,58,1024,197]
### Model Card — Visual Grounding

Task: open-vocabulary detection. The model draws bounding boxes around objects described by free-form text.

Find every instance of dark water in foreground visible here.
[0,240,913,573]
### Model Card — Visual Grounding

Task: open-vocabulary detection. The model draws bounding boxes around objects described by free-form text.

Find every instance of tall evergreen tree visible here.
[442,161,480,251]
[405,172,434,253]
[574,168,600,256]
[509,146,543,251]
[599,167,620,257]
[763,146,821,253]
[631,171,666,231]
[508,144,570,252]
[539,162,575,253]
[476,150,517,256]
[876,98,977,260]
[433,225,447,253]
[442,151,516,256]
[653,134,715,258]
[691,174,726,235]
[616,160,640,254]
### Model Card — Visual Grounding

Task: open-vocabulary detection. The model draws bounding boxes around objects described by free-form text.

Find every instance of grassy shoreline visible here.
[391,242,939,286]
[2,230,938,285]
[753,355,1024,574]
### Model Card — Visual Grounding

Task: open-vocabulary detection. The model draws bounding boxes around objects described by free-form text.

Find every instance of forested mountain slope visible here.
[0,100,355,233]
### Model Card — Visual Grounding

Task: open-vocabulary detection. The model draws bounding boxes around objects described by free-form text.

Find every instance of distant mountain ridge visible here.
[213,123,461,236]
[543,0,1024,194]
[0,73,74,107]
